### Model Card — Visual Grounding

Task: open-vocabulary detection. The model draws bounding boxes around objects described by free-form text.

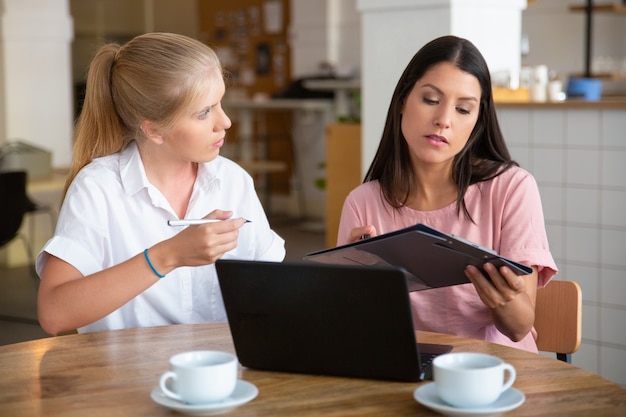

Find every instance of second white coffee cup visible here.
[433,352,516,408]
[159,350,238,405]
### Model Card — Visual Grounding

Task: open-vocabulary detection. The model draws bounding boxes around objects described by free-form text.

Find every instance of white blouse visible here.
[37,141,285,332]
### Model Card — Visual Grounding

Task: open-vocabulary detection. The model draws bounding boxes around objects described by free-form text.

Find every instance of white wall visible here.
[289,0,361,78]
[0,0,74,167]
[289,0,329,77]
[327,0,361,77]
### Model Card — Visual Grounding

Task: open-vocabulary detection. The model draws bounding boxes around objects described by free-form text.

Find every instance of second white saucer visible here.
[151,379,258,416]
[413,382,525,417]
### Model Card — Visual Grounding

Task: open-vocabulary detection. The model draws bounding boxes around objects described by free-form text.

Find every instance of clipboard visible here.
[303,223,532,291]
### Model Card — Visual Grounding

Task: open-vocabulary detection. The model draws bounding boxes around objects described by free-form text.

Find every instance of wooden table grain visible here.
[1,323,624,416]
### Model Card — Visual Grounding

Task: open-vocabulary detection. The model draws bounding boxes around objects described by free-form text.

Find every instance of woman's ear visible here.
[141,120,164,144]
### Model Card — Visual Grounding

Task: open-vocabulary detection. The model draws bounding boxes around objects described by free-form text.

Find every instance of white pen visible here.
[167,218,252,227]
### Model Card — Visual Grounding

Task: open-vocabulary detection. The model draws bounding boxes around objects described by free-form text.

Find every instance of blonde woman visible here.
[37,33,285,335]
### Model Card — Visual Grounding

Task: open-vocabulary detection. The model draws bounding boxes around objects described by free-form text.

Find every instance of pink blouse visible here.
[337,166,558,352]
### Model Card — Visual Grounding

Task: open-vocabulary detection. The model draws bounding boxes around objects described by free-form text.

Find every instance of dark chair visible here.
[24,187,57,259]
[0,171,37,276]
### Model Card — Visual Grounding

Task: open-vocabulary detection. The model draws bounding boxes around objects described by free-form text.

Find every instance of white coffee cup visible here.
[548,80,564,101]
[159,350,238,405]
[433,352,516,408]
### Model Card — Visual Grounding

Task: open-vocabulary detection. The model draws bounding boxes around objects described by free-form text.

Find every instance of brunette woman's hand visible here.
[347,225,377,244]
[464,262,538,342]
[464,263,527,308]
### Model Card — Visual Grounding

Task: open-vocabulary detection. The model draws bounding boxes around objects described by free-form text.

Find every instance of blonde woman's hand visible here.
[162,210,246,268]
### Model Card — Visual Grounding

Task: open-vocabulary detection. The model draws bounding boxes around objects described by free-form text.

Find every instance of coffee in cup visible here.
[433,352,516,408]
[159,350,238,404]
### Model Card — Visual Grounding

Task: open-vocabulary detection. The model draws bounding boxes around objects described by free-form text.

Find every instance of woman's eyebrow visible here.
[421,83,443,94]
[421,83,478,103]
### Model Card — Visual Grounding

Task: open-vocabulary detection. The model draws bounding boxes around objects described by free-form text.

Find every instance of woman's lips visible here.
[426,134,448,145]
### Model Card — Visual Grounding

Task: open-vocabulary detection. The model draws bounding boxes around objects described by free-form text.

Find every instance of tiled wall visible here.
[497,106,626,387]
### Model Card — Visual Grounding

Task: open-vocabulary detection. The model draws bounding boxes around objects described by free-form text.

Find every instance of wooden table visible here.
[1,323,624,416]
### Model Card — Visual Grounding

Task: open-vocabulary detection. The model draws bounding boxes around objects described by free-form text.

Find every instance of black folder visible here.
[303,223,532,291]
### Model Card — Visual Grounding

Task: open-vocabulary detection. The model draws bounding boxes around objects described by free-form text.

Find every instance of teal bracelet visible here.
[143,248,165,278]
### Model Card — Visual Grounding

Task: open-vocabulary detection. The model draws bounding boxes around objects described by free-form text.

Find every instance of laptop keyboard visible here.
[419,352,438,380]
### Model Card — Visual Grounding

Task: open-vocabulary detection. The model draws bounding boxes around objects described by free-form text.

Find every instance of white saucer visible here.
[151,380,258,416]
[413,382,525,417]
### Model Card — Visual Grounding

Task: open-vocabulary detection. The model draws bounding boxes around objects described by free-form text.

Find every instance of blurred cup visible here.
[433,352,516,408]
[533,65,549,86]
[530,65,549,102]
[530,84,547,102]
[159,350,238,405]
[548,80,565,101]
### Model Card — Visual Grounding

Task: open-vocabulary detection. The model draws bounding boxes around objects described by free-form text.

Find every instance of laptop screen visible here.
[216,260,450,381]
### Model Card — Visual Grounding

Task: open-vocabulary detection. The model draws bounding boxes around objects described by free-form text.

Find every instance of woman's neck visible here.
[139,144,198,218]
[406,164,458,211]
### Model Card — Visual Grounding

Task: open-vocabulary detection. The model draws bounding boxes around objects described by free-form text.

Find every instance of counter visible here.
[496,98,626,109]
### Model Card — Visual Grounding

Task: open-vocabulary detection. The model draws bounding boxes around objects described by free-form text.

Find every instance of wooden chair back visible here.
[534,280,582,363]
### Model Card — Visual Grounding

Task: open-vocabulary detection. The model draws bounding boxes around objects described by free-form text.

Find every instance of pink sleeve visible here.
[494,170,558,288]
[337,190,363,246]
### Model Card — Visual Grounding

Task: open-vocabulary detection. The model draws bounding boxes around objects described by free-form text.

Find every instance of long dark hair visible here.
[364,35,517,221]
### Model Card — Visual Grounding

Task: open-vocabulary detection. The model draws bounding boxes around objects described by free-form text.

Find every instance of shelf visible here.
[570,4,626,13]
[569,72,626,81]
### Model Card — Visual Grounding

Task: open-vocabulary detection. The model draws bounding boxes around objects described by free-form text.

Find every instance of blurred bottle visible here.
[530,65,548,102]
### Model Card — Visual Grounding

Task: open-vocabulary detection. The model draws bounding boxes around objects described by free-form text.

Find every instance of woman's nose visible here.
[433,108,451,129]
[219,107,232,130]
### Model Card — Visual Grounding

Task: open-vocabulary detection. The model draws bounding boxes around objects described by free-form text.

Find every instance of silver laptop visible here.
[215,260,452,381]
